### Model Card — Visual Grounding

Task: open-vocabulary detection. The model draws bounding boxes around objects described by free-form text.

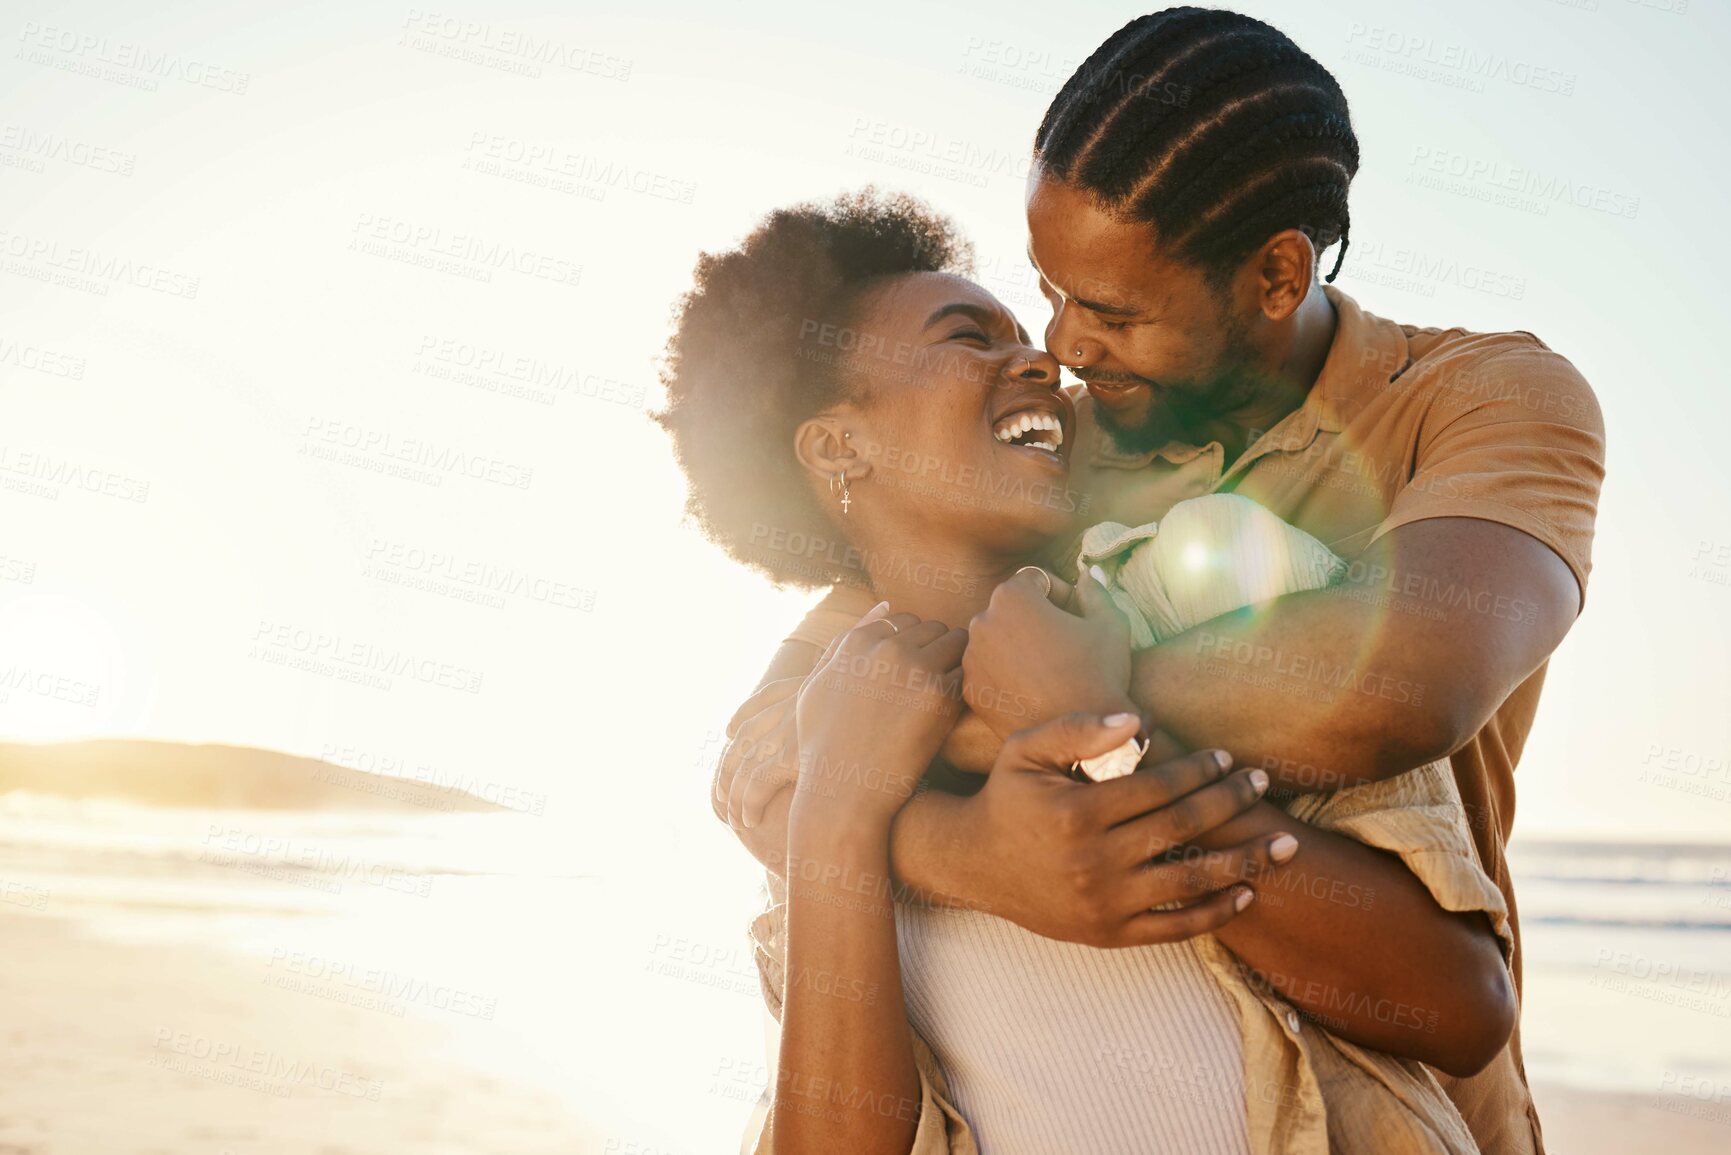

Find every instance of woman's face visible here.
[821,272,1080,555]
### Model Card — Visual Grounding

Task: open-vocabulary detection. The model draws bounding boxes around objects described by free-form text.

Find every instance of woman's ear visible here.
[793,417,870,484]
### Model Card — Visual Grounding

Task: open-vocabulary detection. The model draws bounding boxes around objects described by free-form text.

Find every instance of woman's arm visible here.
[769,608,968,1155]
[1190,797,1515,1076]
[774,814,921,1155]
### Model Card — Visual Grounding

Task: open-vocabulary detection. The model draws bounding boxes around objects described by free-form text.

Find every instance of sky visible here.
[1,0,1727,846]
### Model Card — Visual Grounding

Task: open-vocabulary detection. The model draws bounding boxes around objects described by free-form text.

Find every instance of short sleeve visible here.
[1369,340,1605,605]
[1284,762,1514,965]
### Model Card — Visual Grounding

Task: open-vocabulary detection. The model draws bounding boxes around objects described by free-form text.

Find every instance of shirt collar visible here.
[1306,285,1411,433]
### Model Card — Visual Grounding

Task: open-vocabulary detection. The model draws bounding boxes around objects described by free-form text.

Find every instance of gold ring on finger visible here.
[1015,565,1053,599]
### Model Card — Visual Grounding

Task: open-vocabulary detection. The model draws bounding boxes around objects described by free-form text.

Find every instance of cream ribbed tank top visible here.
[896,904,1251,1155]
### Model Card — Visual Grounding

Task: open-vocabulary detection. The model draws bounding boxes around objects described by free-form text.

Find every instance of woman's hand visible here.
[715,605,905,833]
[794,604,968,828]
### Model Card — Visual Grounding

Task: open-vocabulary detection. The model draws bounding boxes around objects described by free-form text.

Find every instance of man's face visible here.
[1026,171,1259,451]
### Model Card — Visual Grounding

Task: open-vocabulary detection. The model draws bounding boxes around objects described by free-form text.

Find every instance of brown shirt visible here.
[791,286,1606,1152]
[1074,286,1603,943]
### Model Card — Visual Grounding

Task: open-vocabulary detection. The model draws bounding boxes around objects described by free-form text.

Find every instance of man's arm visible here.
[962,518,1581,792]
[1134,517,1578,788]
[881,739,1513,1075]
[1185,800,1514,1075]
[727,702,1512,1073]
[971,332,1605,794]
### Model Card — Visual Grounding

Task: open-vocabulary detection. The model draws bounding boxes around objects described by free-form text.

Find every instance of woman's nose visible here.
[1010,346,1062,387]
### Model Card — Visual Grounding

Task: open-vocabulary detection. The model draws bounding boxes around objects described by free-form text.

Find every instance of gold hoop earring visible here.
[830,471,852,514]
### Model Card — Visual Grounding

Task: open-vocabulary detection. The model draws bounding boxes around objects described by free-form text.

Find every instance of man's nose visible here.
[1045,301,1099,369]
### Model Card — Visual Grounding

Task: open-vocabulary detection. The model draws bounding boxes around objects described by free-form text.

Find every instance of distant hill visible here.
[0,739,506,813]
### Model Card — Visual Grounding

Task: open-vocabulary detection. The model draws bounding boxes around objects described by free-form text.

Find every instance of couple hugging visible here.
[655,9,1605,1154]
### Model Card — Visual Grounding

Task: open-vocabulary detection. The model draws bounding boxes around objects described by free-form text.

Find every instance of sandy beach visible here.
[1530,1084,1731,1155]
[0,914,595,1155]
[0,906,1724,1154]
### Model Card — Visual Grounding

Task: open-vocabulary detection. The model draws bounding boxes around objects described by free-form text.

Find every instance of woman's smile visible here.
[988,388,1075,473]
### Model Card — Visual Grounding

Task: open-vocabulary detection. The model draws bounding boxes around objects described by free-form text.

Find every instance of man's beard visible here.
[1091,352,1259,455]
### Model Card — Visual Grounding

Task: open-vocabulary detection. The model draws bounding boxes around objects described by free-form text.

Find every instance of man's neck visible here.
[1173,286,1340,467]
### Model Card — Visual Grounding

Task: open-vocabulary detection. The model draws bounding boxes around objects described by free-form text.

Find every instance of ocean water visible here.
[2,790,1728,1148]
[0,788,771,1154]
[1507,838,1731,1099]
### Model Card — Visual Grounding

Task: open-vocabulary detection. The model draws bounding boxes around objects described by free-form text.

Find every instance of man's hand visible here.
[715,674,802,834]
[963,567,1133,738]
[928,712,1290,948]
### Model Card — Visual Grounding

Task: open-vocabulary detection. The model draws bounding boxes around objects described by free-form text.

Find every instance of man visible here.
[717,10,1603,1152]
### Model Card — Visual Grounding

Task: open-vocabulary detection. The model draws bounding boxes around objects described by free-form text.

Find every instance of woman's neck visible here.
[854,534,1032,630]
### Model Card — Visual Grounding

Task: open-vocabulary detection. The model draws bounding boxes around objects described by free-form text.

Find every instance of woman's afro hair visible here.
[654,188,973,588]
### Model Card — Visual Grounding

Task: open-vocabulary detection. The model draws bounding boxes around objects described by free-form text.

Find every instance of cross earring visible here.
[831,471,852,514]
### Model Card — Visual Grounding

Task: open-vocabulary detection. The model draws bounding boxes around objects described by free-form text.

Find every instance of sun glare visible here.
[0,594,129,741]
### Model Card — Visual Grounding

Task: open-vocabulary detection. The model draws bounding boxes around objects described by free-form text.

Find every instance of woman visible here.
[656,191,1514,1154]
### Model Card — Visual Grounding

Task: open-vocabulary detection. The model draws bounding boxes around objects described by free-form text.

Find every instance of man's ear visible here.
[1255,228,1319,322]
[793,416,869,485]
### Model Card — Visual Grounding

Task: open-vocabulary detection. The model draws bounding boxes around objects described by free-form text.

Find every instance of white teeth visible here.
[992,410,1065,448]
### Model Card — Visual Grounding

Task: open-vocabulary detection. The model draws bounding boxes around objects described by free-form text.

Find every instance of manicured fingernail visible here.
[1234,888,1255,911]
[1249,769,1269,794]
[1089,564,1108,586]
[1269,834,1298,863]
[1103,712,1139,727]
[1212,750,1232,772]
